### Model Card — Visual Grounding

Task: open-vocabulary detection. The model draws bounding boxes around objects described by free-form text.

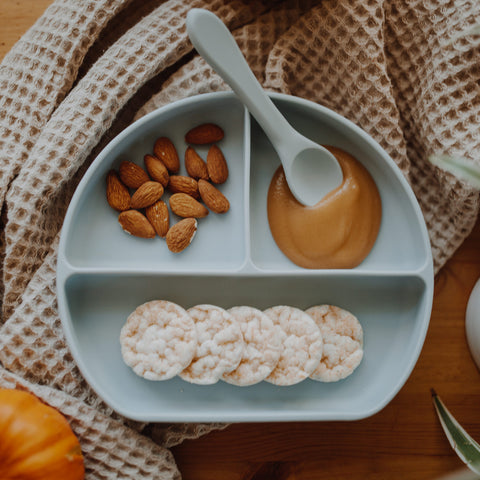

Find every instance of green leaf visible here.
[432,389,480,475]
[429,155,480,189]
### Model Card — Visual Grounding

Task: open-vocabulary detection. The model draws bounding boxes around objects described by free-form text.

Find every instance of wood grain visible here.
[1,2,480,479]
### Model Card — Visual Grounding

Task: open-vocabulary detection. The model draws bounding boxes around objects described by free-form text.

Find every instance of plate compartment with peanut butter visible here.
[56,91,433,423]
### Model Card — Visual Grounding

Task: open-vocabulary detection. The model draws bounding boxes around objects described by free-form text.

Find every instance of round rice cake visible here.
[120,300,197,381]
[305,304,363,382]
[222,306,282,386]
[264,306,323,386]
[179,304,244,385]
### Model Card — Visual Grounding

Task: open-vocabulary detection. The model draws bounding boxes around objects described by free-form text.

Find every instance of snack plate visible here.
[56,92,433,422]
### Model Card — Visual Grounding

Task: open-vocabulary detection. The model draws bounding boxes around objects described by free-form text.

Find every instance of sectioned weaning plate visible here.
[56,92,433,422]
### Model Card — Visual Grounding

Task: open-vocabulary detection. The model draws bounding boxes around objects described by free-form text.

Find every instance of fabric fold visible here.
[0,0,131,208]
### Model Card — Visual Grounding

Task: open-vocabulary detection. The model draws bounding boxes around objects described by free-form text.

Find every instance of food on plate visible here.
[185,122,224,144]
[165,217,198,253]
[153,136,180,173]
[119,300,364,386]
[129,181,164,209]
[169,192,209,218]
[120,300,197,381]
[222,306,282,386]
[106,170,130,211]
[106,122,230,250]
[267,146,381,269]
[145,200,169,238]
[118,210,156,238]
[207,144,229,184]
[119,160,150,188]
[264,306,323,386]
[144,153,169,187]
[198,179,230,214]
[167,175,200,198]
[179,305,244,385]
[185,146,209,180]
[305,304,364,382]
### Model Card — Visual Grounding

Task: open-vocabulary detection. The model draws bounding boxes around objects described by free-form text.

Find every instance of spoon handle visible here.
[186,9,292,149]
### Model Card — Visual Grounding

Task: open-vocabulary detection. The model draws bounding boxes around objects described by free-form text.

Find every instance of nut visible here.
[130,181,164,209]
[206,144,228,184]
[144,154,169,187]
[168,175,199,198]
[118,210,156,238]
[198,179,230,214]
[119,161,150,189]
[153,137,180,173]
[185,123,224,144]
[146,200,170,238]
[169,193,209,218]
[166,218,197,253]
[185,146,209,180]
[106,170,130,211]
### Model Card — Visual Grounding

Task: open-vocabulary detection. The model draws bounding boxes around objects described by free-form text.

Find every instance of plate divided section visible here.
[59,92,252,272]
[249,93,431,273]
[57,269,432,422]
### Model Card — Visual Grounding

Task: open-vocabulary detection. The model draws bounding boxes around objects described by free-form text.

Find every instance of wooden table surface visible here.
[2,2,480,479]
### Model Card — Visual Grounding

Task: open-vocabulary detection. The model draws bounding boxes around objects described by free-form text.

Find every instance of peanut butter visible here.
[267,146,381,269]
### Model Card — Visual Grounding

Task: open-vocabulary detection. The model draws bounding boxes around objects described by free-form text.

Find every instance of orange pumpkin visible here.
[0,388,85,480]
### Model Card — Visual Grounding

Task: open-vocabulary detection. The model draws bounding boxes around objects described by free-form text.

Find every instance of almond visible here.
[166,218,197,253]
[153,137,180,173]
[168,175,199,198]
[198,179,230,214]
[169,193,209,218]
[207,144,228,184]
[106,170,130,211]
[144,154,169,187]
[130,181,164,209]
[119,161,150,189]
[145,200,169,238]
[185,146,209,180]
[118,210,155,238]
[185,123,224,144]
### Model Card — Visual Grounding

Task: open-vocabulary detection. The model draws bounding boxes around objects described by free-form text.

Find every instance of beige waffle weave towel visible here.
[0,0,479,478]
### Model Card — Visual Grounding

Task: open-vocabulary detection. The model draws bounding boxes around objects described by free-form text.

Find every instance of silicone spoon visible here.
[186,8,343,206]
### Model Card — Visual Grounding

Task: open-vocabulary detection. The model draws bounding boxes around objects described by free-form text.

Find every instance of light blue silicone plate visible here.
[56,92,433,422]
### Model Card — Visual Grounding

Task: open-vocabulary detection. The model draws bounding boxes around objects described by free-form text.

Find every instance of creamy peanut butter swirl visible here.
[267,146,381,269]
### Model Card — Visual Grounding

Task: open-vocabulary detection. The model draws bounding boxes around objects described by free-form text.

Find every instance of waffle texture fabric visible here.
[0,0,479,478]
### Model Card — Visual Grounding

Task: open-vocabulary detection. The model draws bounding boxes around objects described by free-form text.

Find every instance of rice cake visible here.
[222,306,282,386]
[180,304,244,385]
[305,304,363,382]
[120,300,196,381]
[264,306,323,386]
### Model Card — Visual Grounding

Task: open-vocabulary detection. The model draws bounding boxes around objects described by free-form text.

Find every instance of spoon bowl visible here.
[290,146,345,205]
[186,8,343,206]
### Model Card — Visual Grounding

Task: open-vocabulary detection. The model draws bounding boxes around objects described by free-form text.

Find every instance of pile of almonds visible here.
[106,123,230,253]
